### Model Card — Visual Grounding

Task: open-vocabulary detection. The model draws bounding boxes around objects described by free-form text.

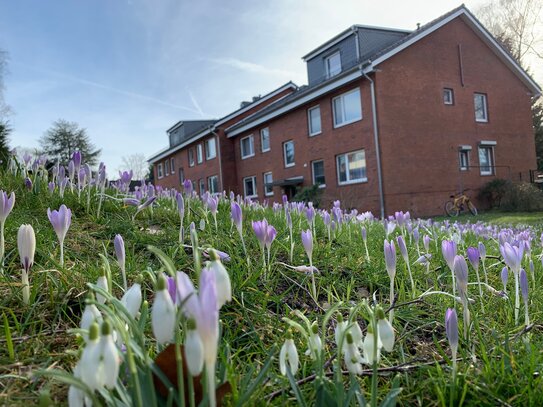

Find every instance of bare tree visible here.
[476,0,543,66]
[0,49,11,119]
[118,153,149,180]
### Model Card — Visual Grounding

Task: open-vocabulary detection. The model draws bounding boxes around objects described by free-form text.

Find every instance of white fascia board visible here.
[226,70,364,138]
[302,28,356,61]
[479,140,497,146]
[148,127,213,163]
[214,82,297,127]
[459,145,473,150]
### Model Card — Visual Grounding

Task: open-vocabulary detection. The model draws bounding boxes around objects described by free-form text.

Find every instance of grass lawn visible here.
[1,165,542,406]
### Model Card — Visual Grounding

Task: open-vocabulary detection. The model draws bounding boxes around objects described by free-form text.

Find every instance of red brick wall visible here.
[233,80,381,212]
[375,16,536,216]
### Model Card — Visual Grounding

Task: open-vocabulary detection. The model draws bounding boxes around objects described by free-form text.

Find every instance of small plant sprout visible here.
[520,268,530,326]
[0,190,15,267]
[47,204,72,267]
[17,224,36,305]
[384,239,397,321]
[301,229,316,300]
[279,329,299,376]
[151,274,176,345]
[397,235,415,296]
[114,234,127,290]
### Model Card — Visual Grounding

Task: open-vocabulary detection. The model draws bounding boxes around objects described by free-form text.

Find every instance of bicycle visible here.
[444,191,478,216]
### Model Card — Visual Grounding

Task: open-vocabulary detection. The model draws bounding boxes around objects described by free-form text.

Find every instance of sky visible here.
[0,0,540,175]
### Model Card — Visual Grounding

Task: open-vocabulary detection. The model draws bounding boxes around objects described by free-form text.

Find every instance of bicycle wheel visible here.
[445,201,459,217]
[468,201,478,216]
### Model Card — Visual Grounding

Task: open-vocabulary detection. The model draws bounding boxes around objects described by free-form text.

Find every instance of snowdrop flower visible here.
[17,224,35,305]
[305,321,322,360]
[185,318,204,376]
[98,320,120,389]
[362,325,381,365]
[96,271,108,305]
[80,323,102,391]
[120,281,142,319]
[207,249,232,308]
[80,294,102,340]
[152,274,176,345]
[376,307,395,352]
[344,332,363,375]
[114,234,127,290]
[279,331,299,376]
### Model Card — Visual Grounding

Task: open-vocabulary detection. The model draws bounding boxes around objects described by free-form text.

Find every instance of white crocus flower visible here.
[152,274,176,345]
[279,333,299,376]
[207,249,232,308]
[96,273,108,305]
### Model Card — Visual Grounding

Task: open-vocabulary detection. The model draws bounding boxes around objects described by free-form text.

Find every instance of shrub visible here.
[478,179,510,208]
[292,184,322,207]
[500,182,543,212]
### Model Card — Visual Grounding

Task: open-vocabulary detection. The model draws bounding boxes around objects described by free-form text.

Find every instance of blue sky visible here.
[2,0,531,175]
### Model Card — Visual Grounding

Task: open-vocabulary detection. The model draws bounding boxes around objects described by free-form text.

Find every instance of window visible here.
[263,172,273,196]
[199,179,205,194]
[458,149,470,171]
[325,51,341,78]
[443,88,454,105]
[243,176,257,198]
[478,145,495,175]
[241,135,255,159]
[205,138,216,160]
[260,128,270,152]
[333,88,362,127]
[208,175,219,194]
[165,159,170,175]
[170,158,175,173]
[308,106,322,136]
[197,144,203,164]
[157,163,163,179]
[474,93,488,122]
[337,150,367,184]
[312,160,326,186]
[188,149,195,167]
[283,140,295,167]
[178,168,184,185]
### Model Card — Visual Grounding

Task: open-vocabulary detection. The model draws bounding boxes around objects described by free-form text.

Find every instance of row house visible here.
[149,5,541,216]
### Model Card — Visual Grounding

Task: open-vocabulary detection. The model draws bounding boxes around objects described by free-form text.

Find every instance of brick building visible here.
[149,5,541,217]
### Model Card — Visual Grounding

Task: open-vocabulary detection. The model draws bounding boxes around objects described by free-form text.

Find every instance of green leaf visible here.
[3,313,14,361]
[286,366,307,407]
[235,345,276,407]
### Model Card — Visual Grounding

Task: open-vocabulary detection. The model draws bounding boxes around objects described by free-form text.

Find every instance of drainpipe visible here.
[211,127,223,193]
[361,66,385,219]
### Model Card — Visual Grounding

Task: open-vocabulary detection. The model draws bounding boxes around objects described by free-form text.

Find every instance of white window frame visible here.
[458,149,470,171]
[478,143,495,176]
[325,51,341,78]
[263,172,273,196]
[157,163,163,179]
[308,105,322,136]
[474,93,488,123]
[283,140,295,168]
[205,138,217,160]
[170,157,175,173]
[332,88,362,128]
[188,149,195,167]
[443,88,454,105]
[311,160,326,187]
[208,175,219,194]
[241,135,255,159]
[197,144,203,164]
[243,176,257,198]
[260,128,270,152]
[336,150,367,185]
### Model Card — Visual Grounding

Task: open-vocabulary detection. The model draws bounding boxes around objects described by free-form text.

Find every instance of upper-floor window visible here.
[263,172,273,196]
[165,159,170,175]
[243,176,257,198]
[308,106,322,136]
[208,175,219,194]
[478,143,495,175]
[337,150,367,185]
[443,88,454,105]
[283,140,295,167]
[325,51,341,78]
[241,135,255,159]
[205,138,217,160]
[312,160,326,187]
[261,128,270,152]
[170,157,175,173]
[333,88,362,127]
[157,163,163,179]
[197,144,203,164]
[188,149,195,167]
[474,93,488,122]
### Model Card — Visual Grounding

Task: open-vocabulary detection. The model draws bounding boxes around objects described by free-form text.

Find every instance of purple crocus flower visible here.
[123,198,141,207]
[183,179,193,195]
[114,234,127,290]
[413,227,420,244]
[396,235,408,262]
[466,247,480,270]
[134,196,156,217]
[25,178,33,191]
[520,268,528,302]
[47,204,72,266]
[501,242,522,272]
[203,249,230,262]
[383,240,397,279]
[306,206,315,224]
[453,255,468,297]
[230,202,242,233]
[501,266,509,290]
[266,225,277,251]
[282,195,288,206]
[445,308,459,355]
[301,229,313,262]
[252,219,269,248]
[176,192,185,218]
[423,235,431,252]
[478,242,486,260]
[119,170,133,184]
[48,182,55,194]
[441,240,457,270]
[72,151,82,170]
[0,191,15,223]
[361,226,367,241]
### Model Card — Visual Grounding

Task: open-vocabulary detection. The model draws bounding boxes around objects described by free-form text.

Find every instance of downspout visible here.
[361,66,385,219]
[211,127,223,193]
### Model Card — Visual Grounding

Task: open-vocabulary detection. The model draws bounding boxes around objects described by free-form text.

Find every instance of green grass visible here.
[435,210,543,226]
[1,168,543,406]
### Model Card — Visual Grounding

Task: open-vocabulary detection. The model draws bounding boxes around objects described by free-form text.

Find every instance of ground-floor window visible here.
[199,179,205,194]
[244,176,257,198]
[263,172,273,196]
[312,160,326,186]
[336,150,367,185]
[478,145,494,175]
[208,175,219,194]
